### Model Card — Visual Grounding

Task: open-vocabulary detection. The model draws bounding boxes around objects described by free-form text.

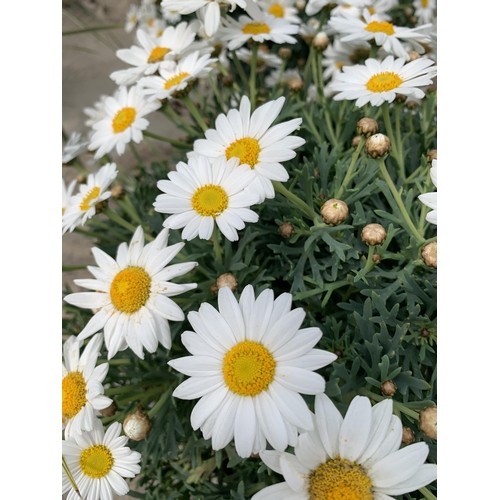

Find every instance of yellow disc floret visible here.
[223,340,276,396]
[364,21,395,35]
[62,371,87,420]
[421,0,429,7]
[225,137,261,168]
[79,186,100,211]
[309,458,374,500]
[268,4,285,17]
[191,184,229,217]
[242,22,271,35]
[164,72,190,90]
[112,107,137,133]
[110,266,152,314]
[148,46,170,64]
[366,72,403,93]
[80,445,114,479]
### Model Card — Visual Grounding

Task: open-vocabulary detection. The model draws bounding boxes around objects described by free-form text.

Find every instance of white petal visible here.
[339,396,372,462]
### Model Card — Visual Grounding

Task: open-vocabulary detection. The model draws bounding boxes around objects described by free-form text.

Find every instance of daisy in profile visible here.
[254,394,437,500]
[418,158,437,225]
[62,334,112,439]
[329,55,437,107]
[193,95,305,202]
[154,155,259,241]
[64,226,198,359]
[257,0,301,23]
[168,285,338,458]
[62,420,141,500]
[62,163,118,234]
[88,86,161,159]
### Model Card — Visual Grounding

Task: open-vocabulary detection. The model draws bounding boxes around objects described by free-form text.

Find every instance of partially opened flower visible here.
[254,394,437,500]
[418,158,437,225]
[64,226,198,359]
[168,285,337,458]
[62,334,112,439]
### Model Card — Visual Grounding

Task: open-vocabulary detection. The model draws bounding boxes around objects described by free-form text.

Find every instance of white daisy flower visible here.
[168,285,338,458]
[265,68,301,87]
[62,334,112,439]
[88,86,161,159]
[62,178,77,216]
[154,155,259,241]
[329,55,437,107]
[413,0,436,26]
[322,39,360,82]
[64,226,198,359]
[83,93,117,128]
[305,0,330,17]
[254,394,437,500]
[299,17,334,42]
[139,51,216,101]
[63,132,90,164]
[418,158,437,225]
[258,0,301,23]
[62,420,141,500]
[62,163,118,234]
[161,5,182,24]
[193,95,305,202]
[233,46,283,70]
[125,4,139,33]
[138,3,158,31]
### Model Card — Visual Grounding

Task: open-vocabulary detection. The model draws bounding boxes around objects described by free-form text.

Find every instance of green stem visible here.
[272,181,317,221]
[381,102,402,171]
[104,208,154,242]
[303,108,323,143]
[394,103,405,179]
[182,96,208,132]
[212,226,223,263]
[357,388,420,420]
[128,142,142,164]
[163,105,198,136]
[232,51,247,86]
[147,386,173,418]
[62,456,82,499]
[316,50,325,103]
[143,130,190,149]
[336,136,366,199]
[63,24,124,35]
[250,43,259,111]
[209,72,225,113]
[419,487,437,500]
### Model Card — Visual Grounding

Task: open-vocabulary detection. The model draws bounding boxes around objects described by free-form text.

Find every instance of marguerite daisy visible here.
[254,394,437,500]
[329,55,437,107]
[418,158,437,225]
[64,226,198,359]
[193,95,305,202]
[62,334,112,439]
[413,0,436,26]
[168,285,338,458]
[62,163,118,234]
[125,4,139,33]
[154,155,259,241]
[62,178,77,216]
[63,132,89,164]
[62,420,141,500]
[88,85,161,159]
[258,0,301,23]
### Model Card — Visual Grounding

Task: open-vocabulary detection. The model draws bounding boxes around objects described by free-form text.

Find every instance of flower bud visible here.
[295,0,306,10]
[420,328,430,338]
[222,75,234,87]
[111,185,125,199]
[123,407,152,441]
[312,31,329,51]
[216,272,238,292]
[278,47,292,60]
[426,149,437,163]
[288,77,304,92]
[356,118,378,137]
[380,380,397,397]
[407,50,421,61]
[77,174,87,184]
[372,253,381,263]
[361,223,387,246]
[279,221,295,238]
[352,136,361,148]
[365,133,391,158]
[406,100,419,110]
[94,200,108,214]
[320,199,349,225]
[209,283,218,295]
[421,241,437,269]
[402,426,415,445]
[419,406,437,440]
[100,401,117,418]
[333,349,343,359]
[395,93,407,104]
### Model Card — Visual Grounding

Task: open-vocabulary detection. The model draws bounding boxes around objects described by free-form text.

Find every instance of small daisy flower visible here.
[161,5,182,24]
[84,93,117,128]
[329,55,437,107]
[62,178,77,216]
[62,334,112,439]
[62,420,141,500]
[193,95,305,202]
[88,85,161,159]
[258,0,301,23]
[125,4,139,33]
[168,285,338,458]
[233,45,283,70]
[138,3,158,31]
[413,0,436,26]
[265,68,301,87]
[418,158,437,225]
[253,394,437,500]
[64,226,198,359]
[139,51,216,101]
[62,163,118,234]
[321,39,360,82]
[63,132,90,164]
[154,155,259,241]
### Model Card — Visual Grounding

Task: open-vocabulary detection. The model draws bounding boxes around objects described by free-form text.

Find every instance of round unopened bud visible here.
[419,406,437,440]
[288,77,304,92]
[320,199,349,225]
[357,117,378,137]
[295,0,306,10]
[209,283,218,295]
[312,31,329,51]
[421,241,437,269]
[297,58,306,67]
[420,328,430,338]
[403,6,413,17]
[279,221,295,238]
[100,401,117,418]
[216,272,238,292]
[426,149,437,163]
[407,50,421,61]
[372,253,382,263]
[222,74,234,87]
[313,168,320,178]
[278,47,292,60]
[365,134,391,158]
[111,185,125,199]
[406,100,419,110]
[395,93,407,104]
[123,407,152,441]
[333,349,343,359]
[380,380,397,397]
[402,427,415,445]
[409,15,418,24]
[361,223,387,246]
[77,174,87,184]
[352,136,361,148]
[94,200,108,214]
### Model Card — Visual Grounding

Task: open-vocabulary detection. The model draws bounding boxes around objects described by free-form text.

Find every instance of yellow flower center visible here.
[147,17,154,27]
[191,184,229,217]
[222,340,276,396]
[421,0,429,7]
[79,186,100,211]
[225,137,261,168]
[366,72,403,92]
[62,371,87,420]
[164,72,190,90]
[112,107,136,133]
[268,4,285,17]
[364,20,395,36]
[148,46,170,64]
[309,458,373,500]
[367,7,376,14]
[110,266,151,314]
[80,445,114,479]
[242,22,271,35]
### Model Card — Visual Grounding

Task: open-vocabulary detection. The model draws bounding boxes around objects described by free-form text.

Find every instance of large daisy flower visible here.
[418,159,437,225]
[154,155,259,241]
[62,163,118,234]
[168,285,338,458]
[62,420,141,500]
[64,226,198,359]
[62,334,112,439]
[254,394,437,500]
[193,95,305,202]
[329,55,437,107]
[88,85,161,159]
